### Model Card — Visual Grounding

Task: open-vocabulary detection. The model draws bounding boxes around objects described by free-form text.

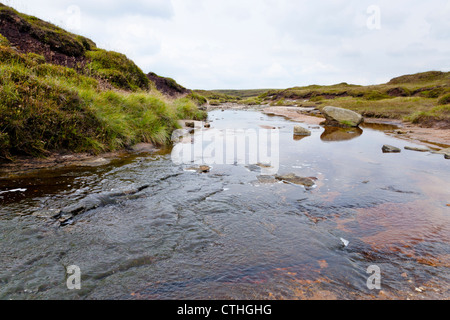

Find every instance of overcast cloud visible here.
[5,0,450,89]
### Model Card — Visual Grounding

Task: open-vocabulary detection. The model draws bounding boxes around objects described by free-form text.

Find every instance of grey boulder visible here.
[321,106,364,127]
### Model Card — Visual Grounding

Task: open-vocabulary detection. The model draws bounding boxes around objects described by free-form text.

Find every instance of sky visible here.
[4,0,450,90]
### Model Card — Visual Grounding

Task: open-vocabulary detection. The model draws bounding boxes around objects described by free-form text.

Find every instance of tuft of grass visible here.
[173,97,208,121]
[193,90,241,104]
[438,93,450,105]
[186,92,207,106]
[26,52,46,64]
[405,104,450,125]
[309,95,325,102]
[363,90,392,101]
[240,97,263,105]
[85,49,149,91]
[418,87,445,99]
[0,60,107,157]
[0,33,9,46]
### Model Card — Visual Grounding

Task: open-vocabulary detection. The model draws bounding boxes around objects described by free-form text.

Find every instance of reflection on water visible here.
[0,110,449,300]
[293,135,309,141]
[321,127,363,142]
[361,122,400,131]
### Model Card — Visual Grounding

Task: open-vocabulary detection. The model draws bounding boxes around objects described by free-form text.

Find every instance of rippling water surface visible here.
[1,110,449,300]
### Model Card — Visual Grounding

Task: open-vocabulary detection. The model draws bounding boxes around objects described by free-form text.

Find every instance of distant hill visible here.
[197,71,450,127]
[388,71,450,85]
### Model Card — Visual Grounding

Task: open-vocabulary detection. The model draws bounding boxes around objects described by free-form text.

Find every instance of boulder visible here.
[382,145,401,153]
[293,126,312,136]
[321,106,364,127]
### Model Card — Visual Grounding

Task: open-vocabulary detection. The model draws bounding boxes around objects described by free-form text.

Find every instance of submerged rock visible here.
[78,157,111,167]
[274,173,316,188]
[185,165,211,173]
[257,176,278,184]
[382,145,401,153]
[433,148,450,159]
[404,146,430,153]
[321,106,364,127]
[53,184,150,226]
[293,126,311,136]
[130,143,156,153]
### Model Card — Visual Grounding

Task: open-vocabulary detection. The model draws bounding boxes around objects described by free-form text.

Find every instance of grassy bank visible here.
[0,3,207,161]
[0,45,206,160]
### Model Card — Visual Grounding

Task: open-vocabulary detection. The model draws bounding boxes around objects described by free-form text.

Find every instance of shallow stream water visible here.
[0,109,449,300]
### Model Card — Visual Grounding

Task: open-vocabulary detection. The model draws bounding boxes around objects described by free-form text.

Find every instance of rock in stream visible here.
[52,184,151,226]
[274,173,316,188]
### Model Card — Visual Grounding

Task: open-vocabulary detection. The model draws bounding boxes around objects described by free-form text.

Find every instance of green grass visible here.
[208,89,272,99]
[438,93,450,105]
[0,33,9,46]
[404,104,450,123]
[193,90,242,105]
[186,92,207,106]
[85,49,149,91]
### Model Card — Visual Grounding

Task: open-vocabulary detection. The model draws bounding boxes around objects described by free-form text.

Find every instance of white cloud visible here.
[6,0,450,89]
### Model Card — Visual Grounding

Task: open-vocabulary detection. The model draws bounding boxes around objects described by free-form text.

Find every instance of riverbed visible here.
[0,109,449,300]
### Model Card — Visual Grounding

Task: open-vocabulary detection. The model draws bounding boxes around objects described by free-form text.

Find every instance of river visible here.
[0,109,449,300]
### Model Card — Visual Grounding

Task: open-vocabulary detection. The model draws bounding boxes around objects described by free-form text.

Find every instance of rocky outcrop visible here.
[320,106,364,127]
